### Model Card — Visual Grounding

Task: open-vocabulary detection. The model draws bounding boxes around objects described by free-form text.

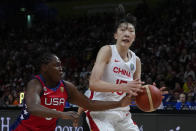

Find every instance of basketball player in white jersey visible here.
[84,8,168,131]
[83,11,144,130]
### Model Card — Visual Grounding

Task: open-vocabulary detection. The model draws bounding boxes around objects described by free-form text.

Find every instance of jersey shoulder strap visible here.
[61,80,71,101]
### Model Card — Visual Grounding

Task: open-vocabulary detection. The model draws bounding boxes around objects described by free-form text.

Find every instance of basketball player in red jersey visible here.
[10,53,141,131]
[85,6,167,131]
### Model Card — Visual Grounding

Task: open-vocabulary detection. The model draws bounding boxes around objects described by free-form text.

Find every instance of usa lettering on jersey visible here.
[45,98,65,106]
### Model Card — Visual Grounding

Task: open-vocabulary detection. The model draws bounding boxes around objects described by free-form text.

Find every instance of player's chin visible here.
[121,42,131,48]
[59,72,64,79]
[121,41,132,45]
[59,74,63,80]
[54,75,62,82]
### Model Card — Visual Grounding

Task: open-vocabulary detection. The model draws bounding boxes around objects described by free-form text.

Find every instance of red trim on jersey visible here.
[89,91,94,99]
[34,75,45,87]
[82,91,94,112]
[86,111,99,131]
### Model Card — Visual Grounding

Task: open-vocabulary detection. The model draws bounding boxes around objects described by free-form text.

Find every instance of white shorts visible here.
[85,110,139,131]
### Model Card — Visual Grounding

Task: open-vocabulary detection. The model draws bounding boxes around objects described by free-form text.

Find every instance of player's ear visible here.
[41,64,48,72]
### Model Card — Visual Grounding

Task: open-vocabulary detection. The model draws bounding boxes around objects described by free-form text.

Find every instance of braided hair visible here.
[34,52,56,74]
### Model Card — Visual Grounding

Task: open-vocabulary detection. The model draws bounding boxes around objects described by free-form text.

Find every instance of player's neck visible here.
[42,74,58,88]
[116,44,129,60]
[45,81,58,88]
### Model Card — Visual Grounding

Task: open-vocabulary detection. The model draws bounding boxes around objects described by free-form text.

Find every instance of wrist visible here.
[57,111,64,119]
[117,84,126,92]
[119,99,124,107]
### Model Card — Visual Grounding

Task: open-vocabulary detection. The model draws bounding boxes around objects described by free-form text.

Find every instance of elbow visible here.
[26,107,34,114]
[26,104,38,114]
[89,80,97,91]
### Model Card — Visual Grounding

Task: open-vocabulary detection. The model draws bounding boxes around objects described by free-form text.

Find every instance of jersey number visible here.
[115,79,127,95]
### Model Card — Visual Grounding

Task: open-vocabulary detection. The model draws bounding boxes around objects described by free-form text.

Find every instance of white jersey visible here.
[91,45,137,111]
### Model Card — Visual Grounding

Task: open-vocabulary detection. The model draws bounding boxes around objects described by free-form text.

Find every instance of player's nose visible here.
[124,30,130,37]
[59,66,63,72]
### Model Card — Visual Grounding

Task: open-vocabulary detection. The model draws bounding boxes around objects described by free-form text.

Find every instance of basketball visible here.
[136,85,162,112]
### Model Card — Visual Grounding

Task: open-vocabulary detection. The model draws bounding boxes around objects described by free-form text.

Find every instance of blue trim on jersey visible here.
[38,74,61,91]
[10,114,31,131]
[10,115,22,131]
[10,100,30,130]
[9,110,30,130]
[39,74,46,83]
[61,80,71,100]
[49,81,61,91]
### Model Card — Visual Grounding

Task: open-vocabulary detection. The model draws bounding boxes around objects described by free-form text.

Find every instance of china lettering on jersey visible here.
[113,67,131,78]
[91,45,137,111]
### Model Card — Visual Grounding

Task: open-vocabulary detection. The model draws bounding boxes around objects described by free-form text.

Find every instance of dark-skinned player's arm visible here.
[25,79,79,120]
[65,81,134,111]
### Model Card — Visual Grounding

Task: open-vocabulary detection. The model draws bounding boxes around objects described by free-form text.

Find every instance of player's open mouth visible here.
[60,72,64,77]
[122,39,130,43]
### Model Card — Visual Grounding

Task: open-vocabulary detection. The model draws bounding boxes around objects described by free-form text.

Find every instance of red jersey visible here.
[10,75,69,131]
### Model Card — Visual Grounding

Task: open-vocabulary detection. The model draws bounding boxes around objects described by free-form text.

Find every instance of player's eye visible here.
[120,28,125,31]
[56,62,61,67]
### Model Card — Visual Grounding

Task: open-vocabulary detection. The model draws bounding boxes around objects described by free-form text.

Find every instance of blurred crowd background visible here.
[0,0,196,111]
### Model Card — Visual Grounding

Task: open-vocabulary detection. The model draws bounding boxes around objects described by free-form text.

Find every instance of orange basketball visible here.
[135,85,162,112]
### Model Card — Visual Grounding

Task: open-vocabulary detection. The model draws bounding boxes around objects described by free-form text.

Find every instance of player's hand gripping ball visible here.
[136,85,162,112]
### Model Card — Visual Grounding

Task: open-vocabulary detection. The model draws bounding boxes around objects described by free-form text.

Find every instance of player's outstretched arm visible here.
[25,79,79,120]
[65,81,136,111]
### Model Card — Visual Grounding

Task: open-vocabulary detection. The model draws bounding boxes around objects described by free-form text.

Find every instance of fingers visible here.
[133,78,140,82]
[160,86,168,95]
[160,86,166,91]
[69,111,80,119]
[162,96,165,99]
[129,80,145,85]
[152,83,168,95]
[126,93,132,97]
[132,88,143,94]
[127,82,144,91]
[129,90,138,96]
[72,119,79,127]
[128,86,145,96]
[161,91,168,95]
[137,87,144,92]
[72,112,80,127]
[123,81,145,94]
[62,111,80,120]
